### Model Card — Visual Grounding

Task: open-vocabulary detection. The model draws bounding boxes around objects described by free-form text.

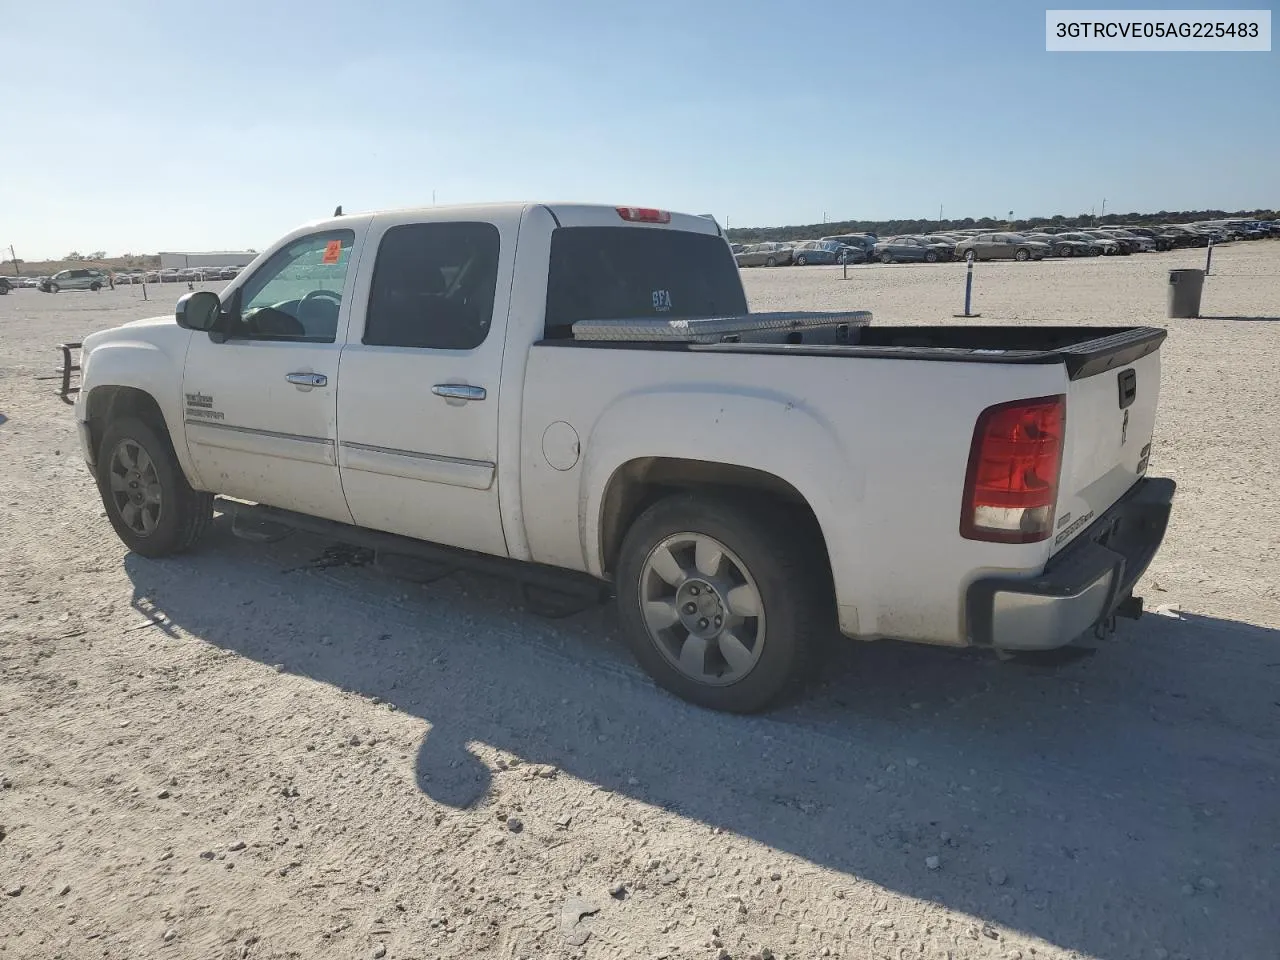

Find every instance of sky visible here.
[1,0,1276,258]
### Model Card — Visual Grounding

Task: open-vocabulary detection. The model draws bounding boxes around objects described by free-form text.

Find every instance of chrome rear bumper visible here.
[966,477,1176,650]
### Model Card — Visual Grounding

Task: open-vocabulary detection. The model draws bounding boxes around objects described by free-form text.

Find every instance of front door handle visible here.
[432,384,486,402]
[286,372,328,388]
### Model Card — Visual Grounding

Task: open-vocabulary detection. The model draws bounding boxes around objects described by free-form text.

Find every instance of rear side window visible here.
[544,227,747,338]
[364,222,501,350]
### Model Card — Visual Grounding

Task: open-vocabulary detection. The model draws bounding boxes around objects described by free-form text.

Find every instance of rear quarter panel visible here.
[521,346,1069,645]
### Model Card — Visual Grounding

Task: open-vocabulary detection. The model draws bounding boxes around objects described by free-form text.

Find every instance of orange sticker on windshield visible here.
[321,240,342,265]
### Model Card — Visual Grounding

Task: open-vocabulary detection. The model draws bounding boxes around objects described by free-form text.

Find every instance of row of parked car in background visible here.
[731,218,1280,268]
[0,265,244,293]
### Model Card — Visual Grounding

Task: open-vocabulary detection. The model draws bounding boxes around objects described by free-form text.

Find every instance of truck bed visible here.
[540,325,1167,380]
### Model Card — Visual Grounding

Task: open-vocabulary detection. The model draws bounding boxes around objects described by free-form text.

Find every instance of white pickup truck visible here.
[74,202,1175,711]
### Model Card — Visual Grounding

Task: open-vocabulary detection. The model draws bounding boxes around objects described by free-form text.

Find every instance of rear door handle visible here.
[286,372,328,388]
[432,384,486,402]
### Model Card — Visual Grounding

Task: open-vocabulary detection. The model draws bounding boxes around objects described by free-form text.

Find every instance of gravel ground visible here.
[1,247,1278,960]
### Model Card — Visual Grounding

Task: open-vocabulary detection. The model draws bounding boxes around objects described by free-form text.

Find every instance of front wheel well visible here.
[599,458,831,580]
[86,386,168,461]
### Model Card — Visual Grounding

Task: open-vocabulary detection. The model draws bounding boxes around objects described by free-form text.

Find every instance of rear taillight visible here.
[961,395,1065,543]
[616,206,671,224]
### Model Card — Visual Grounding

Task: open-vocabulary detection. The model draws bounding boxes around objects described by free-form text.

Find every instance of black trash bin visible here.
[1167,268,1204,318]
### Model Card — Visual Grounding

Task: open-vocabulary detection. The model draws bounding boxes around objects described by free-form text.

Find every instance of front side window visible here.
[233,230,355,342]
[364,222,500,350]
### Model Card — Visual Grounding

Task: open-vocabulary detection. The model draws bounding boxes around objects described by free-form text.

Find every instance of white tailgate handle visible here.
[432,384,487,402]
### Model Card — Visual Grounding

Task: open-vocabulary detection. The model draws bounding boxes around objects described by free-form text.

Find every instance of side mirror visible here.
[176,290,221,331]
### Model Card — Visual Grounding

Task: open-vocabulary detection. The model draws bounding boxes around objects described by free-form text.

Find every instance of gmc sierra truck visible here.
[73,202,1174,711]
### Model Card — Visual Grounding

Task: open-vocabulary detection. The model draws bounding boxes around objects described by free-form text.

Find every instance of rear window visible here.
[544,227,747,338]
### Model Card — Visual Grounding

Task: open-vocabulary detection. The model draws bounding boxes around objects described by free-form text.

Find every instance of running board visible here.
[214,498,612,614]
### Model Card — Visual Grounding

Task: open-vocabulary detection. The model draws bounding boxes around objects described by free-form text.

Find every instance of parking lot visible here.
[1,244,1278,959]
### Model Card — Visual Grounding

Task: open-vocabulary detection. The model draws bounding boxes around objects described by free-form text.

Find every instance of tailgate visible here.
[1052,331,1164,555]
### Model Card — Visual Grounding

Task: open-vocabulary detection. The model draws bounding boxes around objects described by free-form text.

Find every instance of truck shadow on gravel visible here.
[124,521,1280,960]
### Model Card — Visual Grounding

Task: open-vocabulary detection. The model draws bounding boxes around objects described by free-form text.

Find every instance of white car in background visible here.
[1104,230,1156,252]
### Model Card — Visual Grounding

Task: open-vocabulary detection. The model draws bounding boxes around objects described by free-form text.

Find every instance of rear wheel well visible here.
[599,458,830,580]
[86,386,168,461]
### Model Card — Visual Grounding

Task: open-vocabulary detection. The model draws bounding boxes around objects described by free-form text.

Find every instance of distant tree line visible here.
[726,208,1279,243]
[1,252,161,275]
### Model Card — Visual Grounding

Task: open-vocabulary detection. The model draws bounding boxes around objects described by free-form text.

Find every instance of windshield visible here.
[545,228,747,338]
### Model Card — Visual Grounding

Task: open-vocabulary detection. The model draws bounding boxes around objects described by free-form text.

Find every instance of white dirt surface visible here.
[1,249,1278,960]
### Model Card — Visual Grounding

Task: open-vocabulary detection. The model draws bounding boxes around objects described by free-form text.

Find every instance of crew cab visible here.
[74,202,1175,712]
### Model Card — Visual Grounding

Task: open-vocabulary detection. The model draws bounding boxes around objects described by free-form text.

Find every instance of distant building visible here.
[158,251,256,269]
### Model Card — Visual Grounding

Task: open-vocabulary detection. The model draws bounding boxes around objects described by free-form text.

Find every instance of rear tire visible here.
[925,250,939,263]
[1015,248,1030,262]
[96,416,213,558]
[90,282,102,291]
[615,493,828,713]
[766,256,777,267]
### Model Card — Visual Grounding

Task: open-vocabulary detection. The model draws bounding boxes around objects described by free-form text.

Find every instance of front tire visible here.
[90,281,102,291]
[880,252,893,264]
[96,417,213,558]
[795,255,808,266]
[49,282,60,293]
[616,493,827,713]
[766,256,777,267]
[925,250,939,263]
